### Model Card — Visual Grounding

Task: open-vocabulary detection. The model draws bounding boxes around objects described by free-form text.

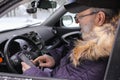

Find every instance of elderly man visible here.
[22,0,120,80]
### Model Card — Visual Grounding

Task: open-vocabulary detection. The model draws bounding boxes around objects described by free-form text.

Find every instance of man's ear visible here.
[95,11,106,26]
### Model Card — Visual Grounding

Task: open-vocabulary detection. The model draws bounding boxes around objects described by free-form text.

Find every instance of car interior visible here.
[0,0,120,80]
[0,1,81,80]
[0,19,119,80]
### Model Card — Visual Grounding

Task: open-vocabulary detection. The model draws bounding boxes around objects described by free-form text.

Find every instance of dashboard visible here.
[0,26,57,73]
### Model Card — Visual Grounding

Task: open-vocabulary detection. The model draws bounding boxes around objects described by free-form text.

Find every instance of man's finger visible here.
[21,62,31,72]
[33,56,46,65]
[39,63,48,67]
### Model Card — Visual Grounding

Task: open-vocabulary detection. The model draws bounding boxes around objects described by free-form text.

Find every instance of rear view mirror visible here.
[37,0,57,9]
[26,0,57,14]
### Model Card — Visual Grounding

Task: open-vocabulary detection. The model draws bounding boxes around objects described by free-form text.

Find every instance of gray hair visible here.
[91,8,119,26]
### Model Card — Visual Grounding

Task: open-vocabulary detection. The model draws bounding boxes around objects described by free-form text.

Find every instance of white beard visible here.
[80,21,94,40]
[70,24,115,66]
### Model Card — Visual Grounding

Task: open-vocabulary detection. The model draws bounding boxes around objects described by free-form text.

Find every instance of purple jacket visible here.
[23,45,108,80]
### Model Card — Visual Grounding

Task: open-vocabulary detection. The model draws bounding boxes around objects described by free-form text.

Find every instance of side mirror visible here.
[37,0,57,9]
[61,15,73,27]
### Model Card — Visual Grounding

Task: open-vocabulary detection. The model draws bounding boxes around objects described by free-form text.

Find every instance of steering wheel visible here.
[3,36,43,73]
[61,31,82,45]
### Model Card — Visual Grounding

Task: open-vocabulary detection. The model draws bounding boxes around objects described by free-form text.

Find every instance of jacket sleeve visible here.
[67,60,107,80]
[47,44,71,66]
[23,67,51,77]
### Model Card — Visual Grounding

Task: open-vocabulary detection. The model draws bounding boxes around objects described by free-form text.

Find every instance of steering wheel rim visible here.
[3,36,42,73]
[61,31,82,44]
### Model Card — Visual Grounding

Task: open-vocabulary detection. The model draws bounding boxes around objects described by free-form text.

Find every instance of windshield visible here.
[0,0,67,32]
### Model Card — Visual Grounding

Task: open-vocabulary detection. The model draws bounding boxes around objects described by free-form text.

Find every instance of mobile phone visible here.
[18,53,36,67]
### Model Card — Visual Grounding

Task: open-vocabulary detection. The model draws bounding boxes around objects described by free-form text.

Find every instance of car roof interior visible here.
[104,19,120,80]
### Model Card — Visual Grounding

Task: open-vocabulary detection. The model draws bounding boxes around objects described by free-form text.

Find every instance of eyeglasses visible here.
[74,12,98,22]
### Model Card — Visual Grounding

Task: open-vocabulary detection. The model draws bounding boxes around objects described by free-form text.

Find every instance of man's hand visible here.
[21,62,31,72]
[21,54,55,72]
[33,54,55,68]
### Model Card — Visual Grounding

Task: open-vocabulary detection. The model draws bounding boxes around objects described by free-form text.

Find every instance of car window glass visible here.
[0,0,67,31]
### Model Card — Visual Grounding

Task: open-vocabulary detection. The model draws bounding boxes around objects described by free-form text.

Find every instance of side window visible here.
[61,12,79,28]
